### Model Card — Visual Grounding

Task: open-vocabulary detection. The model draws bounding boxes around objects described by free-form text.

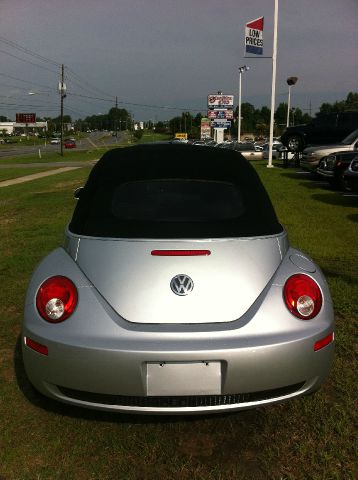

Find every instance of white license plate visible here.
[146,361,221,396]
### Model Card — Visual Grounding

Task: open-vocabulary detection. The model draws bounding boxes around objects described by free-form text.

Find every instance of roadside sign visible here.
[207,95,234,108]
[211,120,231,129]
[200,118,211,139]
[16,113,36,123]
[208,110,234,120]
[245,17,264,55]
[175,133,188,140]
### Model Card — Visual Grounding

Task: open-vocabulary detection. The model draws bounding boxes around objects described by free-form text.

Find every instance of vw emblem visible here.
[170,274,194,296]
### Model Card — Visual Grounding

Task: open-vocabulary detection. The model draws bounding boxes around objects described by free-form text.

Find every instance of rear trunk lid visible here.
[74,236,283,324]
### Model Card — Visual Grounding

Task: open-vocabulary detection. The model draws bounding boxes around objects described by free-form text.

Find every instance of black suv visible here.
[281,111,358,152]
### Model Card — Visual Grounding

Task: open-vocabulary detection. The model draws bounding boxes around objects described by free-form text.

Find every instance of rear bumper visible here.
[22,328,334,414]
[22,245,335,414]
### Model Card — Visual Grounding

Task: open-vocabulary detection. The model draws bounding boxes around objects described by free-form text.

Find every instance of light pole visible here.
[286,77,298,127]
[238,66,249,142]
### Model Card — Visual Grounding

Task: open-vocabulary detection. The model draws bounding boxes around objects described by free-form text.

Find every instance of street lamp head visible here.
[287,76,298,86]
[238,65,249,73]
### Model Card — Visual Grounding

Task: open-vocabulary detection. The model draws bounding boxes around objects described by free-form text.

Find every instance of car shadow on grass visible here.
[310,192,358,208]
[347,213,358,223]
[13,335,263,427]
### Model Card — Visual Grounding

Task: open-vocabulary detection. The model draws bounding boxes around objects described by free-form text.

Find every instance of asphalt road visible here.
[0,132,125,158]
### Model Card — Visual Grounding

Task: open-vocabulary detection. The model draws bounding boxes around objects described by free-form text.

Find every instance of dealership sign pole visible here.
[267,0,278,168]
[244,1,278,168]
[207,94,234,144]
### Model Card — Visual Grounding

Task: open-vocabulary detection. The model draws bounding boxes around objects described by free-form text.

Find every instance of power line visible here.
[0,49,59,75]
[0,35,61,68]
[0,72,56,92]
[66,67,114,100]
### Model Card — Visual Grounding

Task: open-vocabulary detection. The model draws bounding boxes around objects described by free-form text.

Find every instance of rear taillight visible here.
[36,276,78,323]
[283,274,322,320]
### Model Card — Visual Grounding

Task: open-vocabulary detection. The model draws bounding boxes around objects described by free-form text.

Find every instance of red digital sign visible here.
[16,113,36,123]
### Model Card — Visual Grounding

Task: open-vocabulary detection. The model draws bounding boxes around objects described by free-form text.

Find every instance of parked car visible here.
[281,111,358,152]
[219,141,262,160]
[301,129,358,172]
[64,139,76,149]
[170,138,188,144]
[343,156,358,192]
[317,151,358,190]
[50,138,60,145]
[22,144,334,415]
[261,142,294,161]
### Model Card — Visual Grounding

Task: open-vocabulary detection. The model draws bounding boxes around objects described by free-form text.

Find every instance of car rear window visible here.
[111,179,244,222]
[69,144,283,239]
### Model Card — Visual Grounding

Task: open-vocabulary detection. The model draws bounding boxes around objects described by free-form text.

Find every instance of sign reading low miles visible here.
[245,17,264,55]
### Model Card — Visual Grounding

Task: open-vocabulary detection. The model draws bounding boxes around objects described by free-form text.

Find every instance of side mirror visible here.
[74,187,84,199]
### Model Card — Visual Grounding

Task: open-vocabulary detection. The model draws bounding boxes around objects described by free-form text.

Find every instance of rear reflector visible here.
[314,332,334,351]
[151,250,211,256]
[24,336,48,356]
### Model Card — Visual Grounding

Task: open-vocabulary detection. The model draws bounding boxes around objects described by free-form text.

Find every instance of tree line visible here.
[2,92,357,139]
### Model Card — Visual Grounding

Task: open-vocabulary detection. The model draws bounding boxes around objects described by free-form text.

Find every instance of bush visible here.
[133,130,143,141]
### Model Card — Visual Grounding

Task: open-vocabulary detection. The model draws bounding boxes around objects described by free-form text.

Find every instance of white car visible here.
[50,138,60,145]
[261,142,294,161]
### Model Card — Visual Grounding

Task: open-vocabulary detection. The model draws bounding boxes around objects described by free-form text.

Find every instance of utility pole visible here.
[115,96,118,137]
[58,64,66,156]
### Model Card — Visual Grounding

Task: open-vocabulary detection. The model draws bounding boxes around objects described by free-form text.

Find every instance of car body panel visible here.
[73,233,284,324]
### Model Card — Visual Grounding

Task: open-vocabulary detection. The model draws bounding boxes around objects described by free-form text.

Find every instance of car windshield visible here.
[341,128,358,144]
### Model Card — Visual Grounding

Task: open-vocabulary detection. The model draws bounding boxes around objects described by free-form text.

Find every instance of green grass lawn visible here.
[0,158,357,480]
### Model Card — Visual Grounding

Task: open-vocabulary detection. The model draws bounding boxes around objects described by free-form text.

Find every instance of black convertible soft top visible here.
[69,144,283,238]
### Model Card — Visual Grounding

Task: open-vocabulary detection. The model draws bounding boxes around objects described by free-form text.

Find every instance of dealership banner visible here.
[207,95,234,108]
[245,17,264,55]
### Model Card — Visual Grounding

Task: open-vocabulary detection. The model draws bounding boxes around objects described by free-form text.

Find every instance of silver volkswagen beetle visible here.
[22,144,334,414]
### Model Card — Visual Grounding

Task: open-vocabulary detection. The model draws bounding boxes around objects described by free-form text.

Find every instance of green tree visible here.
[133,130,143,141]
[345,92,358,109]
[154,121,167,133]
[274,103,288,127]
[108,107,131,132]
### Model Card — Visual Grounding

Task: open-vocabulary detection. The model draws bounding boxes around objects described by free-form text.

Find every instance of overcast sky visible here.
[0,0,357,121]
